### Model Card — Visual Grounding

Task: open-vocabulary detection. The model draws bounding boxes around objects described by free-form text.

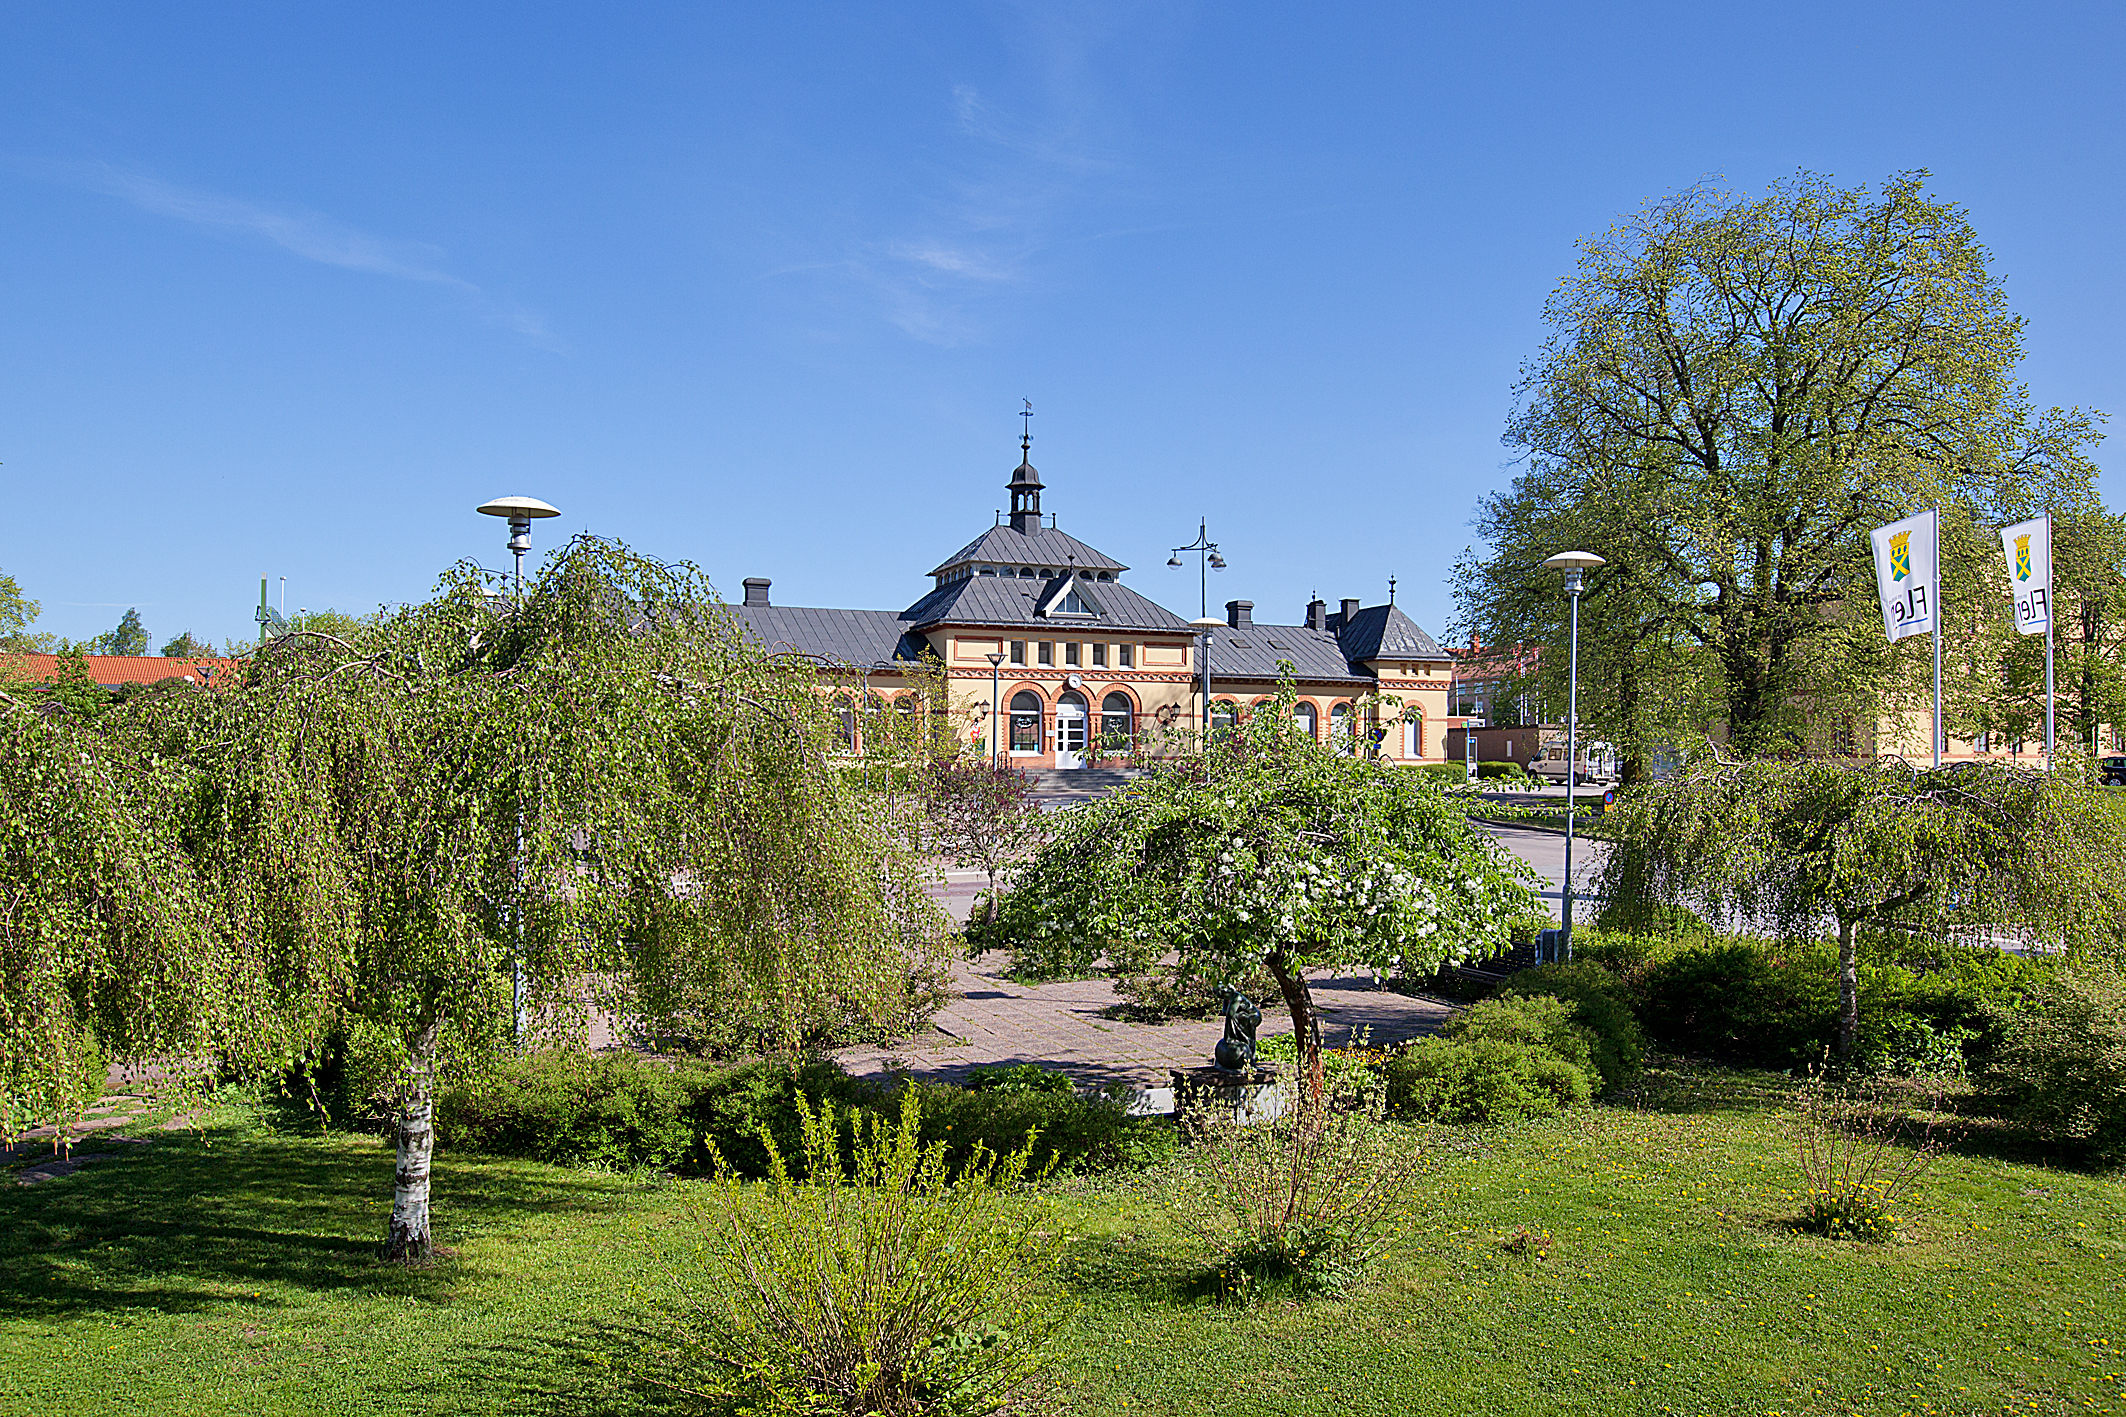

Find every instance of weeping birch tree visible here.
[1599,752,2126,1060]
[3,539,949,1259]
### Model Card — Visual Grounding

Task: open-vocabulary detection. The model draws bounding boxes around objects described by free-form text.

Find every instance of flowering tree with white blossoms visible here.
[968,684,1544,1098]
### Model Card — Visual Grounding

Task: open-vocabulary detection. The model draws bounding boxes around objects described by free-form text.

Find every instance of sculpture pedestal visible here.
[1171,1065,1288,1128]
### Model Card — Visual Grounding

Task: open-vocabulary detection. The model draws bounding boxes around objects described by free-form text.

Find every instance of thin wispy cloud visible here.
[58,163,551,340]
[795,11,1143,347]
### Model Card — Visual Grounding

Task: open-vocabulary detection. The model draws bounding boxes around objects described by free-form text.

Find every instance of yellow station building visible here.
[730,439,1455,771]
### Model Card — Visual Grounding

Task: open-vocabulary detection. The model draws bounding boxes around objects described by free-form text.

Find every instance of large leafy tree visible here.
[968,687,1543,1097]
[3,539,949,1259]
[1599,753,2126,1060]
[1466,172,2103,757]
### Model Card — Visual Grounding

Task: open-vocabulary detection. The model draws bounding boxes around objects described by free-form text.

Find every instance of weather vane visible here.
[1020,399,1033,453]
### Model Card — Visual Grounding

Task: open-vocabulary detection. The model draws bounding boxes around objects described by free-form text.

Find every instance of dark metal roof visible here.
[902,574,1191,633]
[928,524,1128,576]
[1206,624,1372,685]
[729,606,929,668]
[1332,603,1448,662]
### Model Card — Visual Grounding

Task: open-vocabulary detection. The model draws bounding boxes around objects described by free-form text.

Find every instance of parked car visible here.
[2100,755,2126,787]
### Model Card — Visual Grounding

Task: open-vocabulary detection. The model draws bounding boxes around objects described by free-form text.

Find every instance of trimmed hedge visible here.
[433,1050,1173,1177]
[1982,963,2126,1164]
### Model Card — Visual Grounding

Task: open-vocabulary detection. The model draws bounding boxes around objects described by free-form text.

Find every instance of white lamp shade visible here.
[1190,616,1223,628]
[477,495,561,519]
[1541,550,1605,572]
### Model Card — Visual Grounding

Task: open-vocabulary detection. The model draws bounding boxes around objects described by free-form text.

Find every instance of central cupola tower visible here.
[1007,409,1044,533]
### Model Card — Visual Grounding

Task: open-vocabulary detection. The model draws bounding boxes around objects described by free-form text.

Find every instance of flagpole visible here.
[2045,508,2056,772]
[1933,506,1943,769]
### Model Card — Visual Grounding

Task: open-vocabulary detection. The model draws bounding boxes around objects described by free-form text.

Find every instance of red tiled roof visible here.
[2,654,244,689]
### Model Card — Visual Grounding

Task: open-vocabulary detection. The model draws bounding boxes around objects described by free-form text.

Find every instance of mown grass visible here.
[3,1066,2122,1416]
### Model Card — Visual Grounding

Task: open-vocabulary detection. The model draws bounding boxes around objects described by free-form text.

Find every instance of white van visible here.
[1530,739,1618,786]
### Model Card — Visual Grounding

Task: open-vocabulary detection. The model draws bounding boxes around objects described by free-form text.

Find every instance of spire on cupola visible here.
[1007,399,1044,534]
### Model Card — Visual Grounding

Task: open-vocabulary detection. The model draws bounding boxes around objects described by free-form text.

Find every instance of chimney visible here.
[1341,598,1362,624]
[1225,599,1253,628]
[1305,597,1327,630]
[742,578,771,607]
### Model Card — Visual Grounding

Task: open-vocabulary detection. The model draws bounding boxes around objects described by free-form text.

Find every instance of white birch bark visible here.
[386,1017,439,1261]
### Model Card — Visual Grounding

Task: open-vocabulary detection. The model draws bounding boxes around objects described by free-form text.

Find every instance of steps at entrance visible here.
[1025,767,1143,796]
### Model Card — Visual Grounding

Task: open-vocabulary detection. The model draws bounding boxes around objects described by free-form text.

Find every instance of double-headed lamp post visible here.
[476,494,561,1048]
[1540,550,1605,962]
[986,652,1005,767]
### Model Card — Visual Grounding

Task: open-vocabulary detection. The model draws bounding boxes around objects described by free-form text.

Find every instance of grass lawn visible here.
[3,1067,2122,1416]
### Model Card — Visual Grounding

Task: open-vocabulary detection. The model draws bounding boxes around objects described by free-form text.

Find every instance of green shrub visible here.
[1411,763,1469,785]
[1445,994,1599,1078]
[656,1088,1067,1416]
[961,1063,1072,1095]
[1476,761,1531,782]
[1982,964,2126,1164]
[1187,1098,1417,1302]
[1493,962,1646,1091]
[435,1050,1169,1178]
[1254,1031,1386,1106]
[1384,1036,1592,1123]
[912,1081,1175,1174]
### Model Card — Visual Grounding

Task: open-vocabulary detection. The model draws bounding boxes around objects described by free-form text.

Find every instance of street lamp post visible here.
[1190,616,1222,741]
[476,495,561,1048]
[1540,550,1604,963]
[1170,521,1228,746]
[986,652,1005,767]
[1168,520,1227,620]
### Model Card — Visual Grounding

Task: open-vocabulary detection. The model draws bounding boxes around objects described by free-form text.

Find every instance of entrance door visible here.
[1054,693,1087,769]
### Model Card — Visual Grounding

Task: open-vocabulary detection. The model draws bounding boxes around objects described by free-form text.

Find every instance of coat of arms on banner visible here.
[2016,533,2032,582]
[1890,531,1911,580]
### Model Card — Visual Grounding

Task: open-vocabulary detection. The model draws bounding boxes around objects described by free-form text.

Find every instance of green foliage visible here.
[1187,1099,1417,1303]
[34,646,112,721]
[1589,928,2052,1074]
[1410,763,1468,785]
[1982,963,2126,1164]
[158,630,216,657]
[968,679,1542,1090]
[0,539,952,1256]
[431,1050,1168,1178]
[1493,962,1645,1090]
[960,1063,1070,1095]
[1794,1190,1897,1243]
[1461,171,2102,768]
[1385,1035,1593,1123]
[1600,752,2126,1060]
[1109,955,1279,1022]
[0,566,58,653]
[657,1088,1067,1417]
[1476,761,1531,782]
[89,607,148,657]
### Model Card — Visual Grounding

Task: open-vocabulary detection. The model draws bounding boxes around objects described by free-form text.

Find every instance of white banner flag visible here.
[1999,515,2051,635]
[1869,510,1938,643]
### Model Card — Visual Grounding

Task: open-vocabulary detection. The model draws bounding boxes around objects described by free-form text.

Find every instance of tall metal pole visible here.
[1933,506,1943,769]
[1562,570,1583,962]
[1202,626,1214,738]
[987,653,1003,767]
[2045,508,2056,772]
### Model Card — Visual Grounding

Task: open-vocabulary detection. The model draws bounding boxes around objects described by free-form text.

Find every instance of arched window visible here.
[1292,701,1317,740]
[1100,692,1133,745]
[1009,690,1043,754]
[1210,700,1239,738]
[1403,712,1423,759]
[1329,701,1354,755]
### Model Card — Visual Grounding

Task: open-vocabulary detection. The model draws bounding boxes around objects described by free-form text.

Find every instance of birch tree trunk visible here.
[1264,948,1324,1105]
[386,1016,440,1262]
[1835,918,1860,1066]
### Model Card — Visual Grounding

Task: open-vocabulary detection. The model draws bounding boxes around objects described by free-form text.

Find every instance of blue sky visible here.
[3,2,2122,651]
